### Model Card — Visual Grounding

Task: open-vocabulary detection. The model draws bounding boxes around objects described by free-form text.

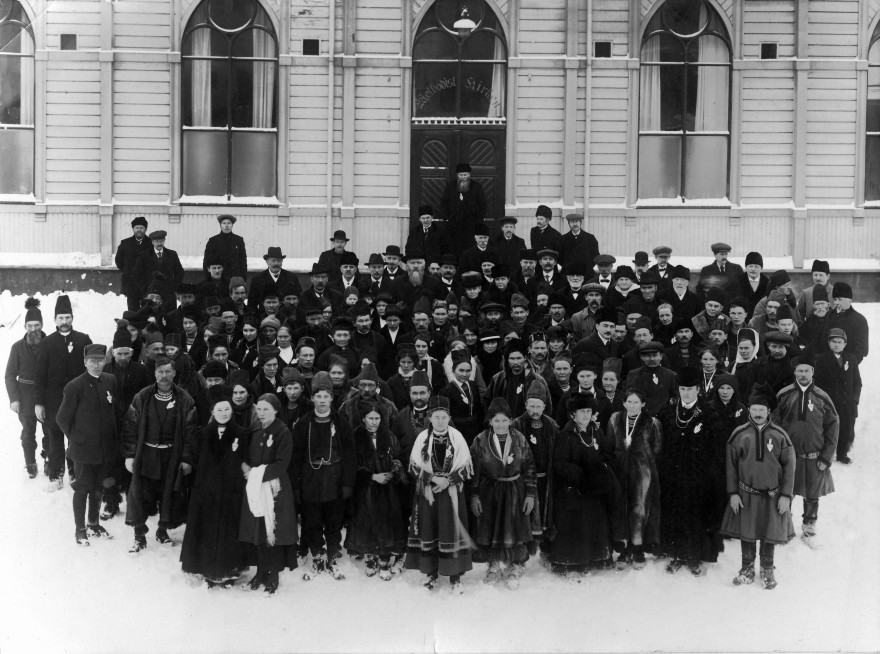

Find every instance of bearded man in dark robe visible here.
[440,163,487,256]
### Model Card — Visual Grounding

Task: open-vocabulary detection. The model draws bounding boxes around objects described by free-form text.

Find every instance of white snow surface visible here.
[0,290,878,654]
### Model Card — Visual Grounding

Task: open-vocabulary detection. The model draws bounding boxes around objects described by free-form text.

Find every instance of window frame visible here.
[864,27,880,203]
[0,1,35,200]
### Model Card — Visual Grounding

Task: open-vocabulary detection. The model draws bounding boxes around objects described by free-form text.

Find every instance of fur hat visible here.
[672,265,691,280]
[311,371,333,395]
[566,392,597,414]
[594,305,618,326]
[811,283,829,304]
[202,360,228,380]
[228,369,252,391]
[744,251,764,268]
[131,216,148,228]
[705,287,727,305]
[676,366,702,388]
[614,265,637,283]
[525,379,550,405]
[621,296,644,317]
[24,297,42,324]
[486,396,512,419]
[450,348,471,368]
[535,204,552,219]
[54,294,73,317]
[357,362,380,385]
[602,357,623,379]
[791,353,815,369]
[714,373,738,394]
[510,293,529,309]
[832,282,853,299]
[776,304,794,322]
[747,382,776,409]
[770,270,791,288]
[811,260,830,274]
[207,384,233,409]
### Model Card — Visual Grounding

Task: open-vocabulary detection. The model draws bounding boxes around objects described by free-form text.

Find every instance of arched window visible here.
[0,0,34,196]
[413,1,506,120]
[638,0,731,201]
[182,0,278,200]
[866,22,880,201]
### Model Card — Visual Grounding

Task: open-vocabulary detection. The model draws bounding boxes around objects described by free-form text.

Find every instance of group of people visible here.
[4,201,868,595]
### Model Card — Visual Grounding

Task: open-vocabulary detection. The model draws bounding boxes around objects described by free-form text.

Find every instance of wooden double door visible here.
[410,127,506,228]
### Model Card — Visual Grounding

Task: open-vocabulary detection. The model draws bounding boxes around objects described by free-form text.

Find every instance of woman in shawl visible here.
[181,385,248,587]
[697,346,726,399]
[239,394,298,594]
[229,370,260,436]
[469,397,538,588]
[405,395,473,593]
[386,348,419,411]
[327,358,351,410]
[345,400,406,580]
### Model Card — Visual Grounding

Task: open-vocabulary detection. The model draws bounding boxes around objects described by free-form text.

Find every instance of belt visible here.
[536,472,547,478]
[17,378,35,385]
[799,452,819,460]
[497,474,521,482]
[738,481,779,497]
[145,442,173,449]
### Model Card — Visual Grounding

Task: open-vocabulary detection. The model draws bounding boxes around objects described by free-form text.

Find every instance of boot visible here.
[128,534,147,554]
[364,555,379,577]
[155,527,172,545]
[248,569,265,590]
[25,463,38,479]
[732,563,755,586]
[504,563,524,590]
[75,528,89,547]
[325,555,345,580]
[302,551,326,581]
[264,571,279,594]
[631,545,646,570]
[484,561,501,584]
[449,574,464,594]
[424,571,439,590]
[615,545,632,570]
[801,522,818,549]
[760,566,777,590]
[378,557,392,581]
[665,558,683,574]
[390,553,405,575]
[87,523,112,539]
[46,477,64,493]
[687,560,702,577]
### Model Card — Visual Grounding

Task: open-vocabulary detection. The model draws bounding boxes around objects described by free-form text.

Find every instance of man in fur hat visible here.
[440,162,487,255]
[202,214,248,281]
[754,332,795,394]
[822,282,869,364]
[5,297,47,478]
[115,216,151,311]
[772,354,839,548]
[34,295,93,490]
[737,251,769,318]
[248,246,303,315]
[797,260,832,320]
[530,205,562,254]
[751,270,799,324]
[132,230,184,313]
[406,204,451,266]
[57,344,119,546]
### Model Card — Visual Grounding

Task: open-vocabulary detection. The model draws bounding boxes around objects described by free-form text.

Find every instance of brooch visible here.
[252,359,258,368]
[232,438,239,452]
[694,423,702,433]
[844,361,849,371]
[652,374,658,385]
[167,400,176,410]
[808,400,814,412]
[767,439,774,452]
[735,408,743,417]
[529,435,537,445]
[507,455,514,464]
[106,391,113,404]
[516,384,523,395]
[267,434,274,447]
[67,342,74,353]
[276,386,282,394]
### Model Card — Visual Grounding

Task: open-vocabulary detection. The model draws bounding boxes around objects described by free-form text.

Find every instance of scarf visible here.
[245,465,281,546]
[730,333,760,374]
[409,427,473,506]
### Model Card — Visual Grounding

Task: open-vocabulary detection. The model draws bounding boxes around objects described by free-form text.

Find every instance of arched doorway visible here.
[411,0,507,226]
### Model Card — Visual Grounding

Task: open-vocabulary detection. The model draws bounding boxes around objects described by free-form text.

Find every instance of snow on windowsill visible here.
[177,195,282,206]
[633,197,732,208]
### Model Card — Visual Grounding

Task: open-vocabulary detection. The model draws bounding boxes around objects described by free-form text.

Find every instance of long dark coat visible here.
[56,372,119,466]
[203,231,247,280]
[558,230,600,272]
[115,235,151,298]
[512,413,557,540]
[290,410,357,503]
[34,329,93,410]
[814,350,861,459]
[440,380,485,446]
[440,178,487,255]
[132,248,185,311]
[405,223,451,266]
[657,398,725,563]
[180,420,249,580]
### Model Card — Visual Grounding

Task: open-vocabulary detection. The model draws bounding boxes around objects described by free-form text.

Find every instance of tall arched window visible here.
[182,0,278,200]
[638,0,731,201]
[0,0,34,196]
[866,22,880,201]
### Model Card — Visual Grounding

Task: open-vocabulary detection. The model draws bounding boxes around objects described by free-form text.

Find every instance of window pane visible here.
[684,134,727,199]
[182,130,227,196]
[230,59,276,128]
[868,55,880,131]
[413,30,457,60]
[691,62,728,131]
[0,54,24,124]
[232,131,276,197]
[462,31,504,61]
[231,26,276,59]
[640,33,683,63]
[460,62,505,117]
[866,135,880,201]
[207,0,255,32]
[182,57,229,127]
[182,26,228,57]
[661,0,705,36]
[413,61,458,117]
[0,128,32,194]
[639,134,681,198]
[659,66,684,131]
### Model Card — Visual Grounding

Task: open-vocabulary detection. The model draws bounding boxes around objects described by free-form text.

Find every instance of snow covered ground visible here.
[1,290,878,654]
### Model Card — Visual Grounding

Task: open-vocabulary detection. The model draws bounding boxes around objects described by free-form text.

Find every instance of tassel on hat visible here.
[24,297,42,324]
[112,319,132,349]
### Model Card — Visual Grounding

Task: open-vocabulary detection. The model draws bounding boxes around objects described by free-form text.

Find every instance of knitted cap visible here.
[112,320,132,349]
[311,371,333,395]
[24,297,42,324]
[525,379,550,406]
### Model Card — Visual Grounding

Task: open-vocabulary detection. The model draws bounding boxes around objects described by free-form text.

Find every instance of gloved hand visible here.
[125,458,134,474]
[777,495,791,515]
[729,494,743,515]
[470,496,482,517]
[180,462,192,476]
[342,487,353,500]
[522,496,535,515]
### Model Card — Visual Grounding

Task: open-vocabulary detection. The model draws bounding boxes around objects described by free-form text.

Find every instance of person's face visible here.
[234,325,253,345]
[567,275,584,291]
[710,330,726,346]
[203,330,215,345]
[231,286,247,303]
[277,330,292,348]
[728,305,746,325]
[835,297,853,311]
[219,218,234,234]
[453,362,472,384]
[205,376,224,388]
[640,351,662,368]
[635,263,648,274]
[354,315,371,333]
[266,257,283,273]
[548,304,565,321]
[410,385,430,409]
[209,264,224,279]
[212,346,229,362]
[584,291,601,310]
[112,347,132,366]
[634,328,652,345]
[385,315,401,331]
[255,400,278,424]
[385,254,400,268]
[482,340,498,353]
[146,342,165,360]
[812,300,829,317]
[293,344,314,367]
[332,238,347,253]
[596,264,612,276]
[419,214,433,229]
[525,398,545,420]
[312,389,333,413]
[55,314,73,333]
[127,325,141,342]
[232,385,249,405]
[700,351,719,369]
[553,360,571,384]
[507,351,526,375]
[825,336,846,355]
[481,261,495,277]
[601,371,619,393]
[178,293,195,307]
[180,317,196,336]
[475,235,489,249]
[261,359,278,378]
[306,313,324,328]
[341,264,356,280]
[463,330,478,346]
[746,264,762,278]
[408,258,426,274]
[132,225,146,239]
[717,384,735,403]
[429,410,451,431]
[329,366,346,386]
[738,340,755,359]
[675,328,693,345]
[221,312,237,329]
[749,404,769,425]
[658,306,673,325]
[777,319,794,335]
[369,263,384,278]
[283,295,298,309]
[414,340,429,358]
[571,407,592,428]
[457,172,470,183]
[520,259,536,276]
[623,393,645,416]
[284,382,303,402]
[568,219,582,233]
[625,313,641,331]
[398,355,415,374]
[441,264,456,279]
[263,297,280,314]
[84,356,104,376]
[549,338,564,353]
[363,410,382,432]
[23,320,40,335]
[617,277,633,291]
[332,329,351,347]
[529,341,548,362]
[596,320,614,340]
[540,256,556,272]
[705,301,722,317]
[490,413,511,432]
[777,282,792,295]
[501,223,515,238]
[164,344,179,358]
[767,342,787,360]
[310,273,328,291]
[715,251,729,264]
[511,306,528,323]
[576,369,597,389]
[432,307,448,325]
[672,277,689,292]
[358,380,377,398]
[448,305,458,321]
[612,324,627,342]
[154,363,175,387]
[640,284,656,301]
[678,385,699,404]
[152,237,165,250]
[413,314,430,330]
[656,253,670,266]
[212,400,233,424]
[465,285,481,299]
[812,271,829,285]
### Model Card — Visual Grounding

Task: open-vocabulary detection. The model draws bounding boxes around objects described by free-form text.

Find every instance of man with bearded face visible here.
[440,163,487,256]
[568,283,604,342]
[485,340,552,420]
[248,247,303,315]
[5,297,48,478]
[34,295,93,490]
[389,248,445,309]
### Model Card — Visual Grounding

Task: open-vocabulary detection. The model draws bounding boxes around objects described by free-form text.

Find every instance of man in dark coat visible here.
[737,251,769,319]
[657,266,703,323]
[440,162,487,256]
[382,245,407,283]
[35,295,93,489]
[115,216,151,311]
[389,247,446,310]
[132,230,185,313]
[5,297,47,478]
[530,204,562,254]
[405,204,451,267]
[572,306,620,362]
[647,245,674,291]
[122,356,198,552]
[299,262,343,314]
[491,216,528,276]
[248,246,303,315]
[327,251,361,297]
[457,222,497,275]
[814,328,862,464]
[822,282,869,364]
[484,340,551,420]
[558,213,600,273]
[696,242,744,302]
[624,341,677,417]
[56,344,119,545]
[202,214,248,281]
[317,230,353,283]
[358,252,394,299]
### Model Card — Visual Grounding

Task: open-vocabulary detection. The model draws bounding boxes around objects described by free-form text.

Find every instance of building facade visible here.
[1,0,879,267]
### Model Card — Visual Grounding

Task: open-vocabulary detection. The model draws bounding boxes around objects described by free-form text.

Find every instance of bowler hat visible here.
[309,262,331,276]
[331,230,350,242]
[367,252,384,266]
[633,251,649,266]
[384,245,402,257]
[263,246,286,260]
[438,253,458,267]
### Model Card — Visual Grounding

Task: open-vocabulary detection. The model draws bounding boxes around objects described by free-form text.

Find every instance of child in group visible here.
[720,384,796,589]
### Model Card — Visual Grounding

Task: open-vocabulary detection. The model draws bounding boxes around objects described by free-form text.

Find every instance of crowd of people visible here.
[4,205,869,595]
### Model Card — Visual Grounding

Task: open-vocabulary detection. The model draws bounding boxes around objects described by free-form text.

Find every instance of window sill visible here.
[177,195,282,207]
[633,197,731,209]
[0,194,36,205]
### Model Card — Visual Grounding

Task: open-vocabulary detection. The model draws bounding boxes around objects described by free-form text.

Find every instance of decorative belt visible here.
[309,460,337,467]
[799,452,819,460]
[145,442,173,449]
[738,481,779,497]
[536,472,547,478]
[497,474,521,482]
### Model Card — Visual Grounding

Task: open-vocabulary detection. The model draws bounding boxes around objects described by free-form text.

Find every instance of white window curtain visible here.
[694,34,728,132]
[639,37,661,131]
[488,36,505,119]
[190,29,212,126]
[19,30,33,125]
[251,17,275,128]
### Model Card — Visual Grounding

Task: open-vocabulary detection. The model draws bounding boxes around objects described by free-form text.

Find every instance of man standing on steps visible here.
[116,216,152,312]
[34,295,93,492]
[440,162,487,256]
[202,214,248,282]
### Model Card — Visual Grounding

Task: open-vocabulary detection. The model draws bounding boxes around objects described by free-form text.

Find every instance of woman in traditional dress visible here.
[345,400,406,580]
[180,385,248,587]
[439,349,485,446]
[239,394,298,594]
[228,370,260,436]
[469,397,537,588]
[405,395,473,593]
